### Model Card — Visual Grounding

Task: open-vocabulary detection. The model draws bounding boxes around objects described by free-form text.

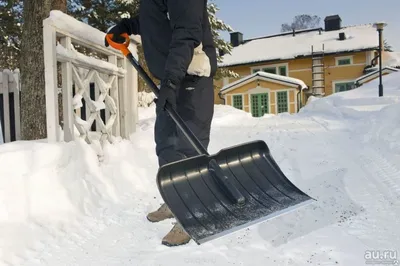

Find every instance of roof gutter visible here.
[218,91,225,104]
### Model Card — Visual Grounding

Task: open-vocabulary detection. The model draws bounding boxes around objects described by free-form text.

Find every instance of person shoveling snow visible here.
[105,0,218,247]
[104,0,313,248]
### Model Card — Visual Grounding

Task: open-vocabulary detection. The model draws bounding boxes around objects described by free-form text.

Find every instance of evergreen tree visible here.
[207,2,238,80]
[0,0,23,69]
[384,40,393,52]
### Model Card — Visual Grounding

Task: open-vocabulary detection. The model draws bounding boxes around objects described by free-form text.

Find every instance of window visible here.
[336,56,352,66]
[232,95,243,109]
[276,91,288,113]
[279,66,287,76]
[251,93,269,117]
[263,67,276,74]
[334,82,354,93]
[251,64,288,76]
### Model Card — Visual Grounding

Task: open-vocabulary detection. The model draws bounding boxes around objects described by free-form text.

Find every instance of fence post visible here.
[126,45,138,136]
[43,21,60,142]
[13,69,21,140]
[60,36,74,142]
[2,70,11,143]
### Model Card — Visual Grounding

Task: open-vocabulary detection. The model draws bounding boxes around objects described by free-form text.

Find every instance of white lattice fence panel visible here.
[42,10,139,152]
[71,66,118,144]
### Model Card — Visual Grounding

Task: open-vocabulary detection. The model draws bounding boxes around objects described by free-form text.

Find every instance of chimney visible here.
[324,15,342,31]
[338,32,346,40]
[230,32,243,47]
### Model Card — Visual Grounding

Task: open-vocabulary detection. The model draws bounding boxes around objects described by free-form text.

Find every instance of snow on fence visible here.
[0,69,21,143]
[43,11,139,150]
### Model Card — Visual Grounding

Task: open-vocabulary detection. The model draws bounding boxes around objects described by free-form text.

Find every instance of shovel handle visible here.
[107,33,208,155]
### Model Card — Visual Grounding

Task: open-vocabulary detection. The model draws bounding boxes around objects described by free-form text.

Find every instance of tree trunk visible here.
[20,0,52,140]
[51,0,66,12]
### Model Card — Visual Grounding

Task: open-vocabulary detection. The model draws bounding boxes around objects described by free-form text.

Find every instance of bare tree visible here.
[281,14,321,32]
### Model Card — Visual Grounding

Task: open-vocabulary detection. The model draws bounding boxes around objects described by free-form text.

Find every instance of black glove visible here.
[156,79,178,113]
[104,19,130,47]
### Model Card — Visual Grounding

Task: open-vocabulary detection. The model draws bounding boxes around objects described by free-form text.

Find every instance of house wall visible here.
[222,79,298,115]
[215,50,371,107]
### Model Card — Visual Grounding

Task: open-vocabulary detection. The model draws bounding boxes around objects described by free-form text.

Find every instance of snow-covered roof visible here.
[220,71,307,94]
[220,24,379,67]
[355,66,399,86]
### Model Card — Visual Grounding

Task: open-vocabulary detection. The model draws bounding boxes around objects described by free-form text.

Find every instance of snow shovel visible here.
[106,33,315,244]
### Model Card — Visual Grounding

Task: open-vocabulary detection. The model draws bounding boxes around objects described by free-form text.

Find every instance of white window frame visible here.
[332,80,355,93]
[335,55,353,66]
[250,62,289,76]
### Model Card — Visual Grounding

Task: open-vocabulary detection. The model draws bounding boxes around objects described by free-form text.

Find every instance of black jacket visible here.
[120,0,217,87]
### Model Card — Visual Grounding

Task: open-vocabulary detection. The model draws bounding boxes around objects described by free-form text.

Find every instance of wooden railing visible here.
[42,11,139,153]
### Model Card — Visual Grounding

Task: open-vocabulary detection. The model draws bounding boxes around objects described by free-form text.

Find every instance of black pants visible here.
[154,76,214,167]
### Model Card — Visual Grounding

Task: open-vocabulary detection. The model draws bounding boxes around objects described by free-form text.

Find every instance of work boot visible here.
[161,223,191,247]
[146,203,174,222]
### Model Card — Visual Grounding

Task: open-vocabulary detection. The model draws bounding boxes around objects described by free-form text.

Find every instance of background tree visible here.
[19,0,52,140]
[0,0,23,69]
[281,14,321,32]
[384,40,393,52]
[208,2,238,81]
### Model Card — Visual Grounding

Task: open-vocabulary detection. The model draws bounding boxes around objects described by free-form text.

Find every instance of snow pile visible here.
[138,90,156,107]
[384,51,400,68]
[300,71,400,118]
[0,140,120,225]
[1,71,400,265]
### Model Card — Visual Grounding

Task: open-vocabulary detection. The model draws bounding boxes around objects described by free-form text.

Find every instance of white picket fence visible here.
[0,69,21,143]
[42,11,139,152]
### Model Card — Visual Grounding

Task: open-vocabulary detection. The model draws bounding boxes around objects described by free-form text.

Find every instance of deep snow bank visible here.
[299,71,400,118]
[0,139,120,224]
[1,71,400,265]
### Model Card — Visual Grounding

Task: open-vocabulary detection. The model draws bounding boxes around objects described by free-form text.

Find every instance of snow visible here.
[1,72,400,265]
[385,52,400,68]
[220,24,379,67]
[46,10,139,49]
[56,44,126,75]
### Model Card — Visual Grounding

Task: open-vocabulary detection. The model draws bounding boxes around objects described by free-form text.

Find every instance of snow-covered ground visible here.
[1,72,400,266]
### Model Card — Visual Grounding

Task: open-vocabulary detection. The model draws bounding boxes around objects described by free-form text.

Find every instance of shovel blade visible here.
[156,140,314,244]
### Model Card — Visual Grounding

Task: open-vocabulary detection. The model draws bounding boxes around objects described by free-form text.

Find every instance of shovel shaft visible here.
[125,53,209,156]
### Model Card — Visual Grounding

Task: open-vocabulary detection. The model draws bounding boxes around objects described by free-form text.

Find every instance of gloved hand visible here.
[156,79,178,113]
[104,20,130,47]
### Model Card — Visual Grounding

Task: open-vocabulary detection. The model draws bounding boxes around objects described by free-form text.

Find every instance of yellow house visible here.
[220,71,307,116]
[215,15,384,116]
